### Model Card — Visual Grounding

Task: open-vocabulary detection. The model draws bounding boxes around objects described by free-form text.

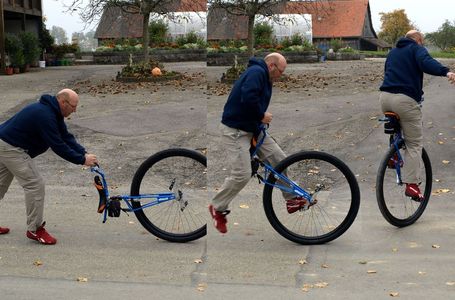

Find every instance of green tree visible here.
[426,20,455,51]
[378,9,414,46]
[40,18,55,54]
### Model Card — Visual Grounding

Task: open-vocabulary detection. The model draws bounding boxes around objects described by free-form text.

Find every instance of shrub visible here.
[290,33,304,46]
[20,32,41,65]
[50,43,79,59]
[175,31,205,47]
[119,59,165,78]
[149,20,169,46]
[254,22,274,47]
[330,38,344,52]
[338,46,355,53]
[5,34,24,67]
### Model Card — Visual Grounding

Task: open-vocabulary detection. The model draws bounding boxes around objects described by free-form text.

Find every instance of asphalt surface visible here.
[1,60,455,299]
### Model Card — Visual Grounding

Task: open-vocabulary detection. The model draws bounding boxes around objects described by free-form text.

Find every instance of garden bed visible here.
[326,52,363,61]
[94,49,206,64]
[116,73,183,83]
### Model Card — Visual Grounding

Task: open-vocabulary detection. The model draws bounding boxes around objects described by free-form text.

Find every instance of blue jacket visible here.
[0,95,86,164]
[380,37,449,102]
[222,58,272,134]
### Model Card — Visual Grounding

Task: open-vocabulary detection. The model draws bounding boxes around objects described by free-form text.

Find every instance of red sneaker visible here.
[208,205,229,234]
[286,196,315,213]
[405,183,424,202]
[0,227,10,234]
[26,222,57,245]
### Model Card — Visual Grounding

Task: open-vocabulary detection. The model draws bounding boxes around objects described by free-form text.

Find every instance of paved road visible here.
[1,62,455,299]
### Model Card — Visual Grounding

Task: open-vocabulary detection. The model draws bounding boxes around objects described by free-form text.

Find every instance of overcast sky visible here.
[43,0,455,43]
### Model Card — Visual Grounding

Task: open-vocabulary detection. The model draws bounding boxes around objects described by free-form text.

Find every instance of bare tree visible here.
[208,0,328,56]
[68,0,203,61]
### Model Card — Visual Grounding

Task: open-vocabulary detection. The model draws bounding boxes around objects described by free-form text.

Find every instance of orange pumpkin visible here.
[151,67,162,76]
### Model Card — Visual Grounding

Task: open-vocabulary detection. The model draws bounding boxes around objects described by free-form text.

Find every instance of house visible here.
[285,0,390,51]
[207,0,390,51]
[0,0,43,72]
[94,0,207,44]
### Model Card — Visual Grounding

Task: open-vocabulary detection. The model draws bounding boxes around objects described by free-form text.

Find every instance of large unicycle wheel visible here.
[263,151,360,245]
[131,148,207,242]
[376,146,432,227]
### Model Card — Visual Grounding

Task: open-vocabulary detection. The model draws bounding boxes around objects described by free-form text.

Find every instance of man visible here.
[0,89,98,244]
[209,53,307,234]
[379,30,455,201]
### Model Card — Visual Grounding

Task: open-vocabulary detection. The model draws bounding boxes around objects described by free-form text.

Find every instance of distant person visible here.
[209,53,310,234]
[0,89,98,244]
[379,30,455,201]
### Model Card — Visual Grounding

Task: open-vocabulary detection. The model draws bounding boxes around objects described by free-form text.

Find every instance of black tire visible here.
[376,146,432,227]
[263,151,360,245]
[130,148,207,242]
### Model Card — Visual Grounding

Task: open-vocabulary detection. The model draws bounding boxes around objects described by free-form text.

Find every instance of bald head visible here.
[264,52,287,66]
[405,30,424,45]
[57,89,78,102]
[56,88,79,117]
[264,52,287,82]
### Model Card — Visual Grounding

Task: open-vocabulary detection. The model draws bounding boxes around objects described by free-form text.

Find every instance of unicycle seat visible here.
[383,111,401,135]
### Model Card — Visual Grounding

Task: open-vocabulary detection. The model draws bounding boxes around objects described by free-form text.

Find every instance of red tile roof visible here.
[285,0,371,38]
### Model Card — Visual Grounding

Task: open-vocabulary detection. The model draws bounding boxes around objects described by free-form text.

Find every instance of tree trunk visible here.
[142,12,151,62]
[247,14,255,57]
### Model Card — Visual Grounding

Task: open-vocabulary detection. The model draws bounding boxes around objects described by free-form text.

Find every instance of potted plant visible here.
[5,65,14,75]
[20,32,40,71]
[5,33,24,73]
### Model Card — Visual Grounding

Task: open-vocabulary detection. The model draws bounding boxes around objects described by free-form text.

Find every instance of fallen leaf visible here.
[418,271,426,275]
[321,264,329,268]
[367,270,377,274]
[77,277,88,282]
[389,292,399,297]
[432,244,441,249]
[442,160,451,164]
[438,141,444,145]
[33,260,43,266]
[194,259,203,264]
[196,283,207,292]
[239,204,249,209]
[314,282,329,288]
[299,259,307,265]
[408,242,419,248]
[432,189,451,195]
[446,281,455,286]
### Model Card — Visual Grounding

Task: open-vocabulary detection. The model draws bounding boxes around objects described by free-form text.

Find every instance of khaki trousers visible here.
[379,92,423,184]
[0,139,45,231]
[212,124,292,212]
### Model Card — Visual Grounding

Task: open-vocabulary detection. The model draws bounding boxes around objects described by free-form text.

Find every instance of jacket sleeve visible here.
[240,69,266,121]
[38,116,86,165]
[415,46,450,76]
[60,122,86,155]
